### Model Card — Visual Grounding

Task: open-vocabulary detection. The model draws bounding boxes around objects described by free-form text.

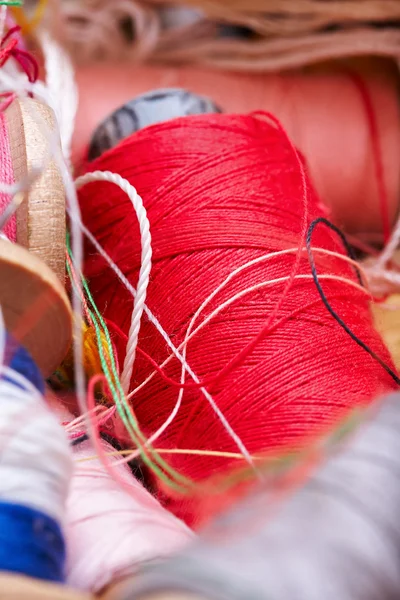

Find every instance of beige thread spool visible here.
[0,97,72,376]
[4,97,66,283]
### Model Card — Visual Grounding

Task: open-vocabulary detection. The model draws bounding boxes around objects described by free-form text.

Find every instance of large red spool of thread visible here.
[78,113,397,526]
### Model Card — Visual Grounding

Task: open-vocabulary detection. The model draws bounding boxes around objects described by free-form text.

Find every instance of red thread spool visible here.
[78,114,397,526]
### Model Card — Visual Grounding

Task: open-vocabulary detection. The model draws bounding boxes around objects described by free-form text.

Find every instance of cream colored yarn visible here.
[51,1,400,70]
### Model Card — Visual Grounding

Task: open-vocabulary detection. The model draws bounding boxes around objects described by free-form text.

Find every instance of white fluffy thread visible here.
[0,309,72,524]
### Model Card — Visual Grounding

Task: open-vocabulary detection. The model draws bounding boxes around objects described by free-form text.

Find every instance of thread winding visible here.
[78,113,397,525]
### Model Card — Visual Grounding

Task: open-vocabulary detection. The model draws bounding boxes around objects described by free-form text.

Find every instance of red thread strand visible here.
[0,26,39,88]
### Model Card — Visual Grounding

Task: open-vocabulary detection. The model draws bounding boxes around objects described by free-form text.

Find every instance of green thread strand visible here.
[67,254,191,490]
[65,237,192,491]
[66,258,187,491]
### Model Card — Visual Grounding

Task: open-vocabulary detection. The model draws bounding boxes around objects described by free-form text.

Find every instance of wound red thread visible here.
[78,113,397,526]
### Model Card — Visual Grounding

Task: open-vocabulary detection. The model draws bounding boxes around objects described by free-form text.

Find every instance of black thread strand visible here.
[306,217,400,386]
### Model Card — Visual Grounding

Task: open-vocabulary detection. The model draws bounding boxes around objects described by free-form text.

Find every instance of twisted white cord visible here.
[75,171,152,395]
[74,217,254,467]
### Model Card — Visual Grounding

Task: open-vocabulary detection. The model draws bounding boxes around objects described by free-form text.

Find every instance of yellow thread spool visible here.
[372,294,400,370]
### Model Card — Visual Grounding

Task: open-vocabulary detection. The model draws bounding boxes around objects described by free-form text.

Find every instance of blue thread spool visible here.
[0,334,68,583]
[4,332,44,394]
[0,503,65,583]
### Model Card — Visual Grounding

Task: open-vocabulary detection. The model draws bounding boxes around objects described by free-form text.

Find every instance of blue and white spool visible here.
[0,332,72,582]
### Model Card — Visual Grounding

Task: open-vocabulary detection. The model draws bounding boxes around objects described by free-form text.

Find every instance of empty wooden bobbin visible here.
[4,96,66,283]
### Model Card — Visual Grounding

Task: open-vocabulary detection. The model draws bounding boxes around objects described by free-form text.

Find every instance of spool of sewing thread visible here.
[0,333,71,582]
[0,98,72,376]
[75,61,400,234]
[3,97,66,282]
[64,433,193,593]
[78,112,398,526]
[104,391,400,600]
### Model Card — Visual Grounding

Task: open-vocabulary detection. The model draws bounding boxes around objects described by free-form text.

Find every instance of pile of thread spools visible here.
[0,2,400,600]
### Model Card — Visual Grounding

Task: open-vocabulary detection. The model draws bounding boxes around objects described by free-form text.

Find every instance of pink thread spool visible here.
[74,60,400,235]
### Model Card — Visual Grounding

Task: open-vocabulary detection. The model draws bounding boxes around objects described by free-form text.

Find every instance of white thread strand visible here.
[40,32,78,167]
[71,216,254,467]
[0,366,73,524]
[124,248,363,406]
[374,211,400,271]
[118,246,364,459]
[116,271,366,466]
[75,171,152,395]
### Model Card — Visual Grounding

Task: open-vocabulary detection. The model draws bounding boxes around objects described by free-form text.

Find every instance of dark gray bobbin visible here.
[88,88,222,160]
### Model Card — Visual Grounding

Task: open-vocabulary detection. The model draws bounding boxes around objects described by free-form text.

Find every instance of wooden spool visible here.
[0,97,72,376]
[0,239,71,377]
[0,574,199,600]
[0,574,92,600]
[100,578,202,600]
[4,97,66,283]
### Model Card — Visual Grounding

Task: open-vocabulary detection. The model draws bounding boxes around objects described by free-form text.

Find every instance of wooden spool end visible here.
[0,573,92,600]
[100,578,204,600]
[0,239,72,377]
[4,97,66,284]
